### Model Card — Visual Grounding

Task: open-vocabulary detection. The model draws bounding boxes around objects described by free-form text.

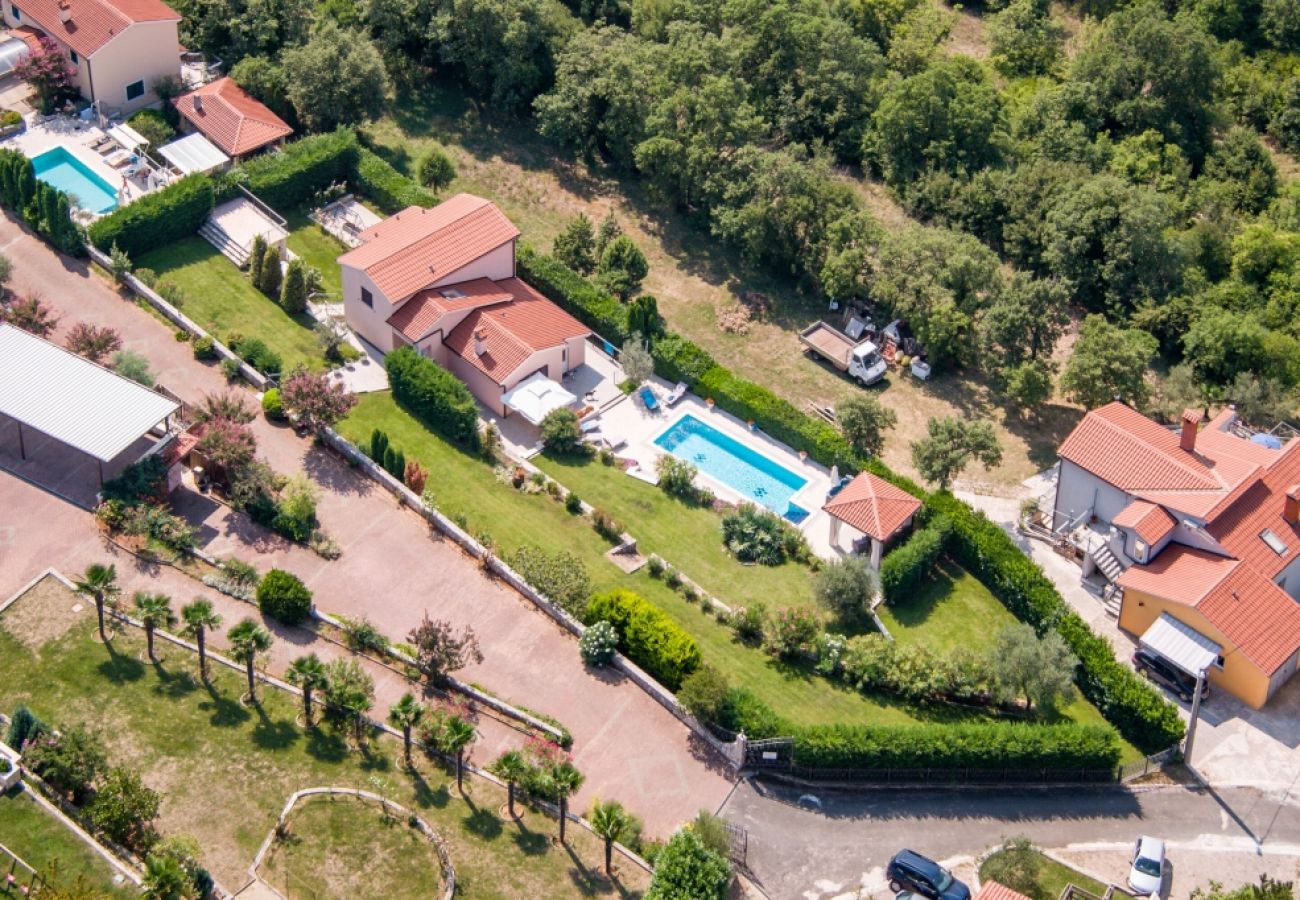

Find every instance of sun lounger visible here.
[105,150,131,168]
[665,381,688,405]
[580,418,601,433]
[639,385,659,412]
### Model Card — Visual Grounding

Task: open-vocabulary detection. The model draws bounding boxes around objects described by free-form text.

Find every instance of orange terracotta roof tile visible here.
[975,882,1034,900]
[1207,441,1300,580]
[822,472,922,541]
[386,277,514,343]
[11,25,45,54]
[173,77,292,157]
[1113,500,1178,545]
[443,277,589,385]
[339,195,520,303]
[16,0,178,58]
[1119,546,1300,674]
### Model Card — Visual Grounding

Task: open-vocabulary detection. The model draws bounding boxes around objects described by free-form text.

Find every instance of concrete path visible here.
[0,213,735,836]
[722,777,1300,900]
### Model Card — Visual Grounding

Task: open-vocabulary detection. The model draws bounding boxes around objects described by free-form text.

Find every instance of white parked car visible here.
[1127,835,1166,897]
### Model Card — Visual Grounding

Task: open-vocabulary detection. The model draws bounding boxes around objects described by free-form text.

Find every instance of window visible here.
[1215,655,1225,670]
[360,287,373,308]
[1262,529,1289,556]
[125,80,145,101]
[69,49,77,64]
[9,4,20,20]
[1134,538,1147,560]
[439,287,465,299]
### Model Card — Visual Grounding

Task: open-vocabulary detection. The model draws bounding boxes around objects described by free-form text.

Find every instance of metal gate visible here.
[723,822,749,867]
[745,737,794,769]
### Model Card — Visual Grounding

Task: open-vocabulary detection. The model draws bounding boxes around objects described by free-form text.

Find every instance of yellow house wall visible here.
[1119,588,1270,708]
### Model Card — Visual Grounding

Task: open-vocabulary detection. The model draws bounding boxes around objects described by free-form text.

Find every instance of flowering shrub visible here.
[814,632,847,677]
[763,607,820,660]
[579,620,619,666]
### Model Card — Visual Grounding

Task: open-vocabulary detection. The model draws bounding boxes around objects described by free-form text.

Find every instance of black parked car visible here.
[1132,648,1210,702]
[887,850,971,900]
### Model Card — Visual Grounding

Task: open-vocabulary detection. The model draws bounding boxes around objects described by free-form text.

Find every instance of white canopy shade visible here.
[0,37,30,78]
[0,324,177,462]
[1140,612,1221,677]
[158,133,230,175]
[108,123,149,151]
[503,372,577,426]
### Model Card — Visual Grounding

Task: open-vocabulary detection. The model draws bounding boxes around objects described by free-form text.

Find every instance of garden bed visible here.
[980,843,1108,900]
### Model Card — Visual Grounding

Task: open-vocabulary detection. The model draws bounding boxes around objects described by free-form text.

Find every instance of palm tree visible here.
[285,653,328,727]
[179,598,222,681]
[488,750,531,819]
[132,592,175,662]
[588,799,634,876]
[141,853,190,900]
[387,692,424,766]
[549,761,585,845]
[74,563,120,642]
[441,715,477,793]
[228,618,272,704]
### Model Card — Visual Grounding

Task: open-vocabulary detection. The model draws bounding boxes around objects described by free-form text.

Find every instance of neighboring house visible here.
[172,76,292,161]
[822,471,922,568]
[340,193,591,417]
[1052,401,1300,707]
[2,0,182,115]
[974,882,1033,900]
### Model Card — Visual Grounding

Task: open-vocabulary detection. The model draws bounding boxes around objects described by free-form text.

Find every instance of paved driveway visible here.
[0,213,735,836]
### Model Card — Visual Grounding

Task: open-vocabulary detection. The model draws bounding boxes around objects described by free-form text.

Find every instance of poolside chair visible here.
[665,381,688,405]
[639,385,660,412]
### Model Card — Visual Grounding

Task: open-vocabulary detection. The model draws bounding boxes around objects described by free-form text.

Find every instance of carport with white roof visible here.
[0,324,178,505]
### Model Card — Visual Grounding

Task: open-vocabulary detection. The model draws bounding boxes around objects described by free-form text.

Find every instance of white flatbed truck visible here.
[799,320,888,386]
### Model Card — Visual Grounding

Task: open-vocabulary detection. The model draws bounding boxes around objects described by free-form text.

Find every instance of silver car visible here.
[1127,835,1166,897]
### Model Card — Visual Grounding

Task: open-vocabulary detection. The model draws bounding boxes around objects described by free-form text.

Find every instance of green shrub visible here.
[354,147,436,213]
[579,620,619,665]
[924,493,1185,752]
[880,517,952,602]
[727,604,767,644]
[369,428,389,462]
[221,356,242,381]
[721,505,806,565]
[564,492,583,514]
[192,335,216,360]
[342,617,390,654]
[261,387,284,419]
[386,346,480,448]
[646,556,666,578]
[540,407,585,454]
[100,456,167,506]
[234,128,359,210]
[591,508,623,542]
[506,545,591,613]
[0,109,21,127]
[416,145,457,191]
[126,108,175,148]
[677,665,731,724]
[256,568,313,625]
[132,267,158,287]
[89,174,215,257]
[646,830,732,900]
[583,589,702,690]
[230,336,282,376]
[5,704,46,750]
[764,606,821,659]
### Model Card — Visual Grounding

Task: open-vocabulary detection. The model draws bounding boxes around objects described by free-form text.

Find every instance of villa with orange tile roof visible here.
[1051,401,1300,707]
[172,77,292,160]
[3,0,181,114]
[340,194,591,417]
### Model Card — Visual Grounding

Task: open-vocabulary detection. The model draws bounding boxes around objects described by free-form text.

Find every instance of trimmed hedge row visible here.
[924,493,1185,752]
[354,148,437,214]
[792,721,1121,771]
[880,517,952,602]
[584,589,702,691]
[88,174,215,257]
[386,346,481,448]
[235,128,360,210]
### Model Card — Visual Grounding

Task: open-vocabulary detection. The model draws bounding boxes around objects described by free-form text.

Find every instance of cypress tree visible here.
[259,244,282,297]
[248,234,267,286]
[40,183,59,237]
[280,258,307,313]
[17,157,36,212]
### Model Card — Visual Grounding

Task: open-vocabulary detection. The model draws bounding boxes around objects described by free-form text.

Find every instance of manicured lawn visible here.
[260,796,440,899]
[0,788,135,898]
[878,559,1020,652]
[284,208,347,300]
[979,845,1108,900]
[535,451,817,611]
[137,237,325,373]
[0,581,649,898]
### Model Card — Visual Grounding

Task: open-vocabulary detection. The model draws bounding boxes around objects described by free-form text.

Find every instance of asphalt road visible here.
[722,778,1300,900]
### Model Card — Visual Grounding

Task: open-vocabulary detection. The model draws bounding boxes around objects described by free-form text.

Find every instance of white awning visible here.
[0,324,177,462]
[0,37,30,78]
[503,372,577,426]
[158,133,230,174]
[1140,612,1221,677]
[108,123,149,151]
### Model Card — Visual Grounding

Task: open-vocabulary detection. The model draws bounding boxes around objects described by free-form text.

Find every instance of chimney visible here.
[193,95,203,113]
[474,328,487,357]
[1286,486,1300,526]
[58,0,71,22]
[1180,408,1202,453]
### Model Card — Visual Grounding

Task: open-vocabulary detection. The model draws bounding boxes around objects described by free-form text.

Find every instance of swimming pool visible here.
[31,146,118,214]
[655,413,810,522]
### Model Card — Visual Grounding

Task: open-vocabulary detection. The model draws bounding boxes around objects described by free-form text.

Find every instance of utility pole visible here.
[1183,669,1207,762]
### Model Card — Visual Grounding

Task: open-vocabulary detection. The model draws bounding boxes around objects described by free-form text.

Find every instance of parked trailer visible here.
[799,321,888,386]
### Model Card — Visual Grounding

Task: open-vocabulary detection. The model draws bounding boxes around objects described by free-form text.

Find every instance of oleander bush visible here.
[579,620,619,665]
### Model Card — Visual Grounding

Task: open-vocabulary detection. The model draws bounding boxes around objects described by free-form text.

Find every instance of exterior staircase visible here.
[1102,583,1123,618]
[199,218,249,267]
[1092,543,1124,584]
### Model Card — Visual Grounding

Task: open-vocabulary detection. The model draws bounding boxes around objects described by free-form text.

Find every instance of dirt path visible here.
[0,214,735,835]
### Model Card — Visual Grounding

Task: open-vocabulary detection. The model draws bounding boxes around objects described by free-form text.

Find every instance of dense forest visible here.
[176,0,1300,428]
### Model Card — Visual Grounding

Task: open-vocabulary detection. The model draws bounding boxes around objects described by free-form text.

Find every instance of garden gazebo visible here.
[822,471,922,568]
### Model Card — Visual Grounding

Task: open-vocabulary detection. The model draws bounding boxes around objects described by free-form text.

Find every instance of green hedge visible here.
[880,517,952,602]
[88,174,214,257]
[354,148,437,214]
[235,128,360,210]
[924,493,1185,752]
[385,346,481,448]
[792,721,1121,771]
[584,589,702,690]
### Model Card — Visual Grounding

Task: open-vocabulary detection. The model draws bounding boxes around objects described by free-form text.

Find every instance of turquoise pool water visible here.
[31,146,118,214]
[655,413,810,522]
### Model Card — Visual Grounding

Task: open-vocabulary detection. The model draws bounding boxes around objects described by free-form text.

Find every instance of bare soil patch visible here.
[2,574,90,652]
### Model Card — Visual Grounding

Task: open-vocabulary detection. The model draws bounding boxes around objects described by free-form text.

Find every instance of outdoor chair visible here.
[639,385,660,412]
[665,382,688,405]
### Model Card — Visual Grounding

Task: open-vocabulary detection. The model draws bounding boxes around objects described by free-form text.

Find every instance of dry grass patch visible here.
[1,573,91,652]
